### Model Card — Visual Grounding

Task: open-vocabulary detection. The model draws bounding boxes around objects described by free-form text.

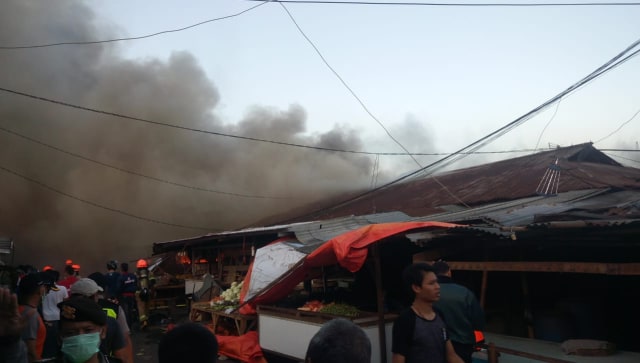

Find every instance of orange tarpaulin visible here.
[215,331,267,363]
[239,221,460,314]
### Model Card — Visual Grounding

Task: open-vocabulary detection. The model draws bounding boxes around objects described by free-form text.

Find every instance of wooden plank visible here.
[445,261,640,275]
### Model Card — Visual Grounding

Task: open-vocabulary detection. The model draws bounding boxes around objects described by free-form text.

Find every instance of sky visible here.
[1,0,639,272]
[94,0,640,159]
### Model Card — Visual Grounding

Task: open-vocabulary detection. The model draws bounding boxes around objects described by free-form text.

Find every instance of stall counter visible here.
[257,305,396,363]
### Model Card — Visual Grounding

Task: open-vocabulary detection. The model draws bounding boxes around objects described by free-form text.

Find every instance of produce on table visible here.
[220,281,243,302]
[297,300,360,317]
[318,303,360,317]
[297,300,324,312]
[210,281,243,310]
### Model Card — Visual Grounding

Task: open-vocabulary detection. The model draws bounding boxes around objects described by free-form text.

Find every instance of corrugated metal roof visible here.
[289,212,411,253]
[258,143,640,225]
[153,212,411,253]
[407,188,640,228]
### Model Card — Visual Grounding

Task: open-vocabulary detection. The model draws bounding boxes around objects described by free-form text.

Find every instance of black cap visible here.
[58,297,106,326]
[18,272,58,296]
[87,272,107,290]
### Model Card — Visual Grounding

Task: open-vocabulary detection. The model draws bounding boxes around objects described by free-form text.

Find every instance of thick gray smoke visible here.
[0,0,398,272]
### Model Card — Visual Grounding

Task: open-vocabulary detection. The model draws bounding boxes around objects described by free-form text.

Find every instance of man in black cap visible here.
[433,260,485,363]
[58,296,122,363]
[70,278,131,363]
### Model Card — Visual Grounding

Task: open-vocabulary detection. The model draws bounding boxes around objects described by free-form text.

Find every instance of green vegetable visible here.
[318,303,360,317]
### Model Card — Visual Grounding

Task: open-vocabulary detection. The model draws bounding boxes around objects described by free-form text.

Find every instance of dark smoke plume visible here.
[0,0,386,272]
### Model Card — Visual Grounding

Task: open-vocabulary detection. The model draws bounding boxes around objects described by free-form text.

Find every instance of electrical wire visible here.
[0,2,269,50]
[278,1,474,207]
[0,122,290,200]
[594,107,640,144]
[277,2,423,168]
[0,163,219,231]
[0,86,373,154]
[602,151,640,165]
[0,87,542,156]
[535,99,562,150]
[268,36,640,223]
[250,0,640,6]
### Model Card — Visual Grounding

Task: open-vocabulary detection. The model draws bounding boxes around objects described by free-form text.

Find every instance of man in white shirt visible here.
[41,269,68,359]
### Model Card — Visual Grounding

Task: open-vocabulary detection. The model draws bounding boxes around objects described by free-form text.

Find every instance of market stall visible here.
[237,221,460,363]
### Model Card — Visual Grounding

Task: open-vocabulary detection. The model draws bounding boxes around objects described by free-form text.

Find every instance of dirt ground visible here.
[130,309,184,363]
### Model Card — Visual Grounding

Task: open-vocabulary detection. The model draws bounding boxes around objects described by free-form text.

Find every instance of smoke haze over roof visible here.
[0,0,418,271]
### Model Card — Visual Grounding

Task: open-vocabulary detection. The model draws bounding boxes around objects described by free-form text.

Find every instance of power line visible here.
[535,99,562,150]
[0,86,544,157]
[278,1,474,208]
[0,2,269,50]
[277,2,422,166]
[267,36,640,223]
[0,163,218,232]
[599,148,640,152]
[249,0,640,6]
[603,151,640,165]
[0,122,290,200]
[594,107,640,144]
[0,86,373,154]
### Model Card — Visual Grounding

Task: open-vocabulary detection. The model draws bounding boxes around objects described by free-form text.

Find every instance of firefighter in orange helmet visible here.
[135,258,153,329]
[71,263,81,277]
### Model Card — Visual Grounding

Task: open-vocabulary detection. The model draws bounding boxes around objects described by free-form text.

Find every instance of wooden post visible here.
[521,272,534,339]
[488,343,498,363]
[371,244,387,363]
[480,269,488,310]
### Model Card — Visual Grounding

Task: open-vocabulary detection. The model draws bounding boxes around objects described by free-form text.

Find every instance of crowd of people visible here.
[0,260,483,363]
[0,258,158,363]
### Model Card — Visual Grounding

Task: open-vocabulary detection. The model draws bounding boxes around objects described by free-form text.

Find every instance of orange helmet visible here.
[42,265,53,271]
[136,259,148,269]
[65,259,73,266]
[71,264,80,271]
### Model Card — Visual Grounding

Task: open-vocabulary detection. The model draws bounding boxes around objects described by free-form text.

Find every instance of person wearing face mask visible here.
[69,278,130,363]
[57,296,122,363]
[17,272,52,362]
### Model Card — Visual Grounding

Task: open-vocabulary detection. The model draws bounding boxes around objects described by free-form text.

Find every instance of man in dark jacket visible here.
[433,261,485,363]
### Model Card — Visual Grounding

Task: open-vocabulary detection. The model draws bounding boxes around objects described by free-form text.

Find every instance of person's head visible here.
[106,260,118,271]
[41,270,61,292]
[64,265,75,277]
[121,262,129,273]
[305,318,371,363]
[17,272,49,304]
[87,272,107,290]
[43,269,60,282]
[158,323,218,363]
[402,262,440,303]
[69,278,103,301]
[58,297,107,363]
[432,260,451,277]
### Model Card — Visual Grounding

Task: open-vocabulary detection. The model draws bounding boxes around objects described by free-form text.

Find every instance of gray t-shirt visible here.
[392,308,449,363]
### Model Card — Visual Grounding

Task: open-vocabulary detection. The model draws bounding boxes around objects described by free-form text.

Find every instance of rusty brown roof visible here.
[258,143,640,225]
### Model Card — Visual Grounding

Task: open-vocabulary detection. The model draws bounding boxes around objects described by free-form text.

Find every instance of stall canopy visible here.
[239,221,460,314]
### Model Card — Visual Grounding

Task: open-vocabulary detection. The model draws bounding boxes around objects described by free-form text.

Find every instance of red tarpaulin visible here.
[239,221,460,314]
[215,331,267,363]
